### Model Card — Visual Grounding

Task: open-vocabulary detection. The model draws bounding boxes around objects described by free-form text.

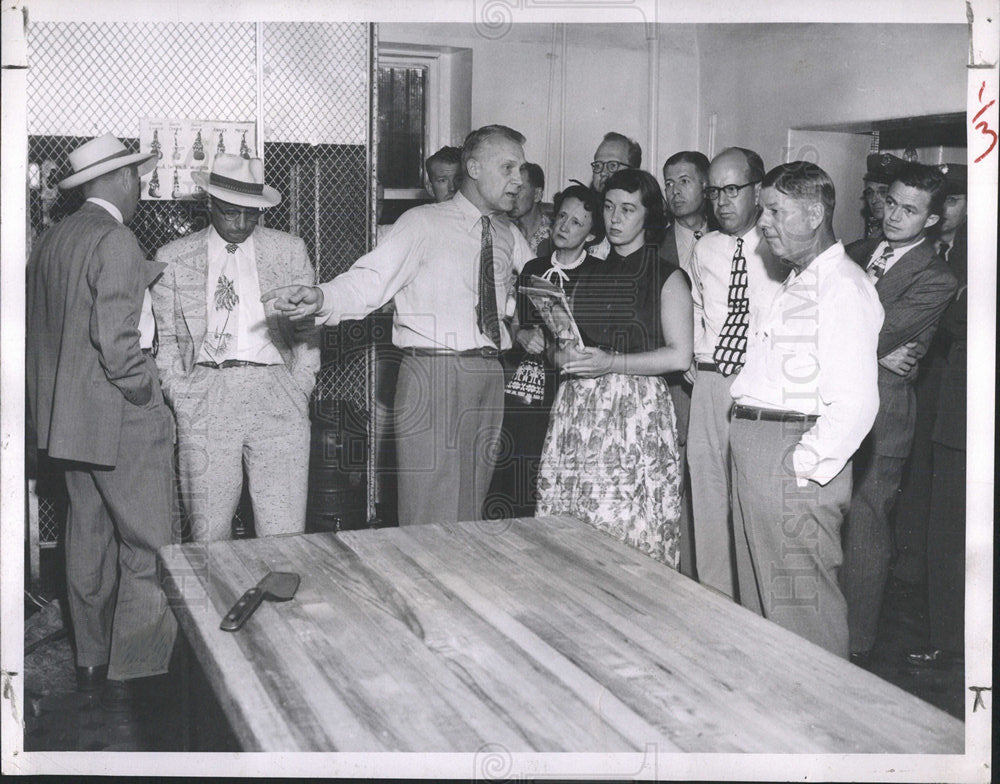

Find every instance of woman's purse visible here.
[505,352,546,404]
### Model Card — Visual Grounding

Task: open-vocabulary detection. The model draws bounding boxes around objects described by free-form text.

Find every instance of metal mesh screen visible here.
[26,21,373,547]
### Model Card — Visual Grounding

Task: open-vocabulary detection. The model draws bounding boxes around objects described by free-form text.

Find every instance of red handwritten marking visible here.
[973,82,997,163]
[973,99,995,123]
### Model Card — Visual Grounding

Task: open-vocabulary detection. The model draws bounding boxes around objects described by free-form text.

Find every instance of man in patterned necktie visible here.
[152,154,320,542]
[685,147,786,599]
[263,126,532,526]
[841,162,958,666]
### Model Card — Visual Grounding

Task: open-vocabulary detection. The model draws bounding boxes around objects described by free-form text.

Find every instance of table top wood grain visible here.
[158,515,964,753]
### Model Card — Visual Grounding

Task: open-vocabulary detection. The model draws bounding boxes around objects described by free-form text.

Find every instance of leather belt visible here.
[196,360,272,370]
[402,347,501,359]
[696,361,718,372]
[732,404,818,423]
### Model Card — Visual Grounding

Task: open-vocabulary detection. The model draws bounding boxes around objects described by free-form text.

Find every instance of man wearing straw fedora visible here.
[152,153,319,542]
[27,133,178,706]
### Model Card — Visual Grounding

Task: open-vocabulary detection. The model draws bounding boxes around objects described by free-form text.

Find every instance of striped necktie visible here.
[713,237,749,376]
[476,216,502,348]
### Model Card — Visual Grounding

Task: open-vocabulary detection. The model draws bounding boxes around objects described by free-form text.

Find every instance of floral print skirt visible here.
[535,373,682,568]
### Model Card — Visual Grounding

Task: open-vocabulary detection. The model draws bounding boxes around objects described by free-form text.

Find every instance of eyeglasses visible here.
[704,181,759,201]
[590,160,630,174]
[216,206,262,221]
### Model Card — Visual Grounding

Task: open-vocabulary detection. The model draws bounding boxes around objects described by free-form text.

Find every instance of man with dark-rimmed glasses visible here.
[685,147,786,601]
[587,132,642,260]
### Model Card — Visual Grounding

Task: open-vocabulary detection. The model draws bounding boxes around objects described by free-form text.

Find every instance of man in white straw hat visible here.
[27,132,178,708]
[152,153,319,542]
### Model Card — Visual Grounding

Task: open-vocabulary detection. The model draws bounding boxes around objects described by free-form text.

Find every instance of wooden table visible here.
[158,515,964,753]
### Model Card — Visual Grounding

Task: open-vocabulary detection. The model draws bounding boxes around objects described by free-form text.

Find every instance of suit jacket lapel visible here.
[876,240,932,298]
[254,229,282,297]
[660,225,681,268]
[172,229,210,365]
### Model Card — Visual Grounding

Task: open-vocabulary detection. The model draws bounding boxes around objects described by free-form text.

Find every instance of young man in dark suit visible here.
[841,162,958,666]
[906,164,968,670]
[27,133,178,708]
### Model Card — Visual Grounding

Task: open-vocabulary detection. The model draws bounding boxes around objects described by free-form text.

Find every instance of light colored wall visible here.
[696,23,968,169]
[379,23,702,199]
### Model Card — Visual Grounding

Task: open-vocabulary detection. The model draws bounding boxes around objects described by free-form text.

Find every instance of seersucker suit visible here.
[152,225,320,540]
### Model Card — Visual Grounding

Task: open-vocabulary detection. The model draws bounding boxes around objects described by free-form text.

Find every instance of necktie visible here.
[209,242,241,358]
[713,237,749,376]
[477,216,502,348]
[936,240,951,261]
[866,245,893,281]
[694,230,704,241]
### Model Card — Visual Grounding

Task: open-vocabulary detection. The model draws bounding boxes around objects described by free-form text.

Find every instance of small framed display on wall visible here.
[139,118,257,201]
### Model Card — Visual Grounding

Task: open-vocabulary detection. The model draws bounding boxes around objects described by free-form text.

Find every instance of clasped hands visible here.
[553,341,615,378]
[260,285,324,321]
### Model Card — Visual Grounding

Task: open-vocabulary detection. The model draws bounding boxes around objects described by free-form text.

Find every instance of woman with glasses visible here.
[535,169,694,568]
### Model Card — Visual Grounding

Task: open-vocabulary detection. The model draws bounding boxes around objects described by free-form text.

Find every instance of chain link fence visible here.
[25,21,374,554]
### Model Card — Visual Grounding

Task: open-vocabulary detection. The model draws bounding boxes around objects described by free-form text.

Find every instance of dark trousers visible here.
[842,451,907,654]
[927,443,966,652]
[730,417,851,658]
[668,376,695,580]
[394,353,505,525]
[488,396,551,518]
[63,401,178,679]
[892,356,944,582]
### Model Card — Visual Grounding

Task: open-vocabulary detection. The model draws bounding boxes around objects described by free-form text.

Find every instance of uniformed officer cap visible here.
[863,152,906,184]
[938,162,967,195]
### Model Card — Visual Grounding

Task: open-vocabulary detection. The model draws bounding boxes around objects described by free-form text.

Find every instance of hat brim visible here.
[191,170,282,208]
[59,152,157,190]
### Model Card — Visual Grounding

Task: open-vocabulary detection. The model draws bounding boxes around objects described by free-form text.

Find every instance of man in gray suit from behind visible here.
[841,162,958,664]
[27,133,178,707]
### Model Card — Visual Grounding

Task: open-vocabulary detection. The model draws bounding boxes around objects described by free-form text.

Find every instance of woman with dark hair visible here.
[491,184,604,517]
[536,169,693,568]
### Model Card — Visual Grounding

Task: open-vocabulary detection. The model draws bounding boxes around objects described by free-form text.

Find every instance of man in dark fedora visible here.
[152,153,319,541]
[27,132,178,707]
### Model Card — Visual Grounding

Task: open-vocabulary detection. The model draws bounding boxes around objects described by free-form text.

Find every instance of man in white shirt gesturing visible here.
[264,125,532,526]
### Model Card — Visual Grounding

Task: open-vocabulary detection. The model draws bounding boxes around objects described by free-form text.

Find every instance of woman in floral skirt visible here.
[535,169,693,568]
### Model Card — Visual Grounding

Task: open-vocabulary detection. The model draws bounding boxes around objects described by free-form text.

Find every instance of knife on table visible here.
[220,570,300,632]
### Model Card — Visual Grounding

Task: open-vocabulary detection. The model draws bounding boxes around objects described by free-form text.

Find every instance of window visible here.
[377,44,472,200]
[377,63,427,190]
